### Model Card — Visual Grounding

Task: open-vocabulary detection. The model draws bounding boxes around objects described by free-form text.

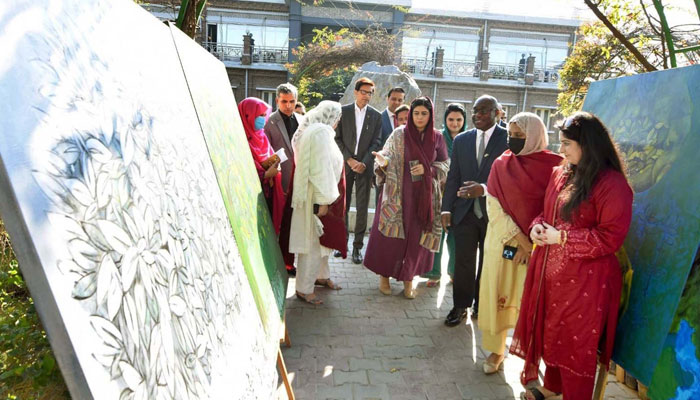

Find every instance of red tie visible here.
[392,113,399,128]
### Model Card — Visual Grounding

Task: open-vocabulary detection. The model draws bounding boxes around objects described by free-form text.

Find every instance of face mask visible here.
[254,116,266,131]
[508,136,526,155]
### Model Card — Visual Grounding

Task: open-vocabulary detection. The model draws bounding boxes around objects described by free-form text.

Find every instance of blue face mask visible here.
[254,116,266,131]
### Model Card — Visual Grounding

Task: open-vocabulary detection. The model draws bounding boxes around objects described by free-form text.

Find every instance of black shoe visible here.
[351,248,363,264]
[334,250,342,258]
[286,267,296,277]
[444,307,468,327]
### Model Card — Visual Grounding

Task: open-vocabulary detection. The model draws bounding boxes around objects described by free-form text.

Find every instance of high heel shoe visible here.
[482,354,504,374]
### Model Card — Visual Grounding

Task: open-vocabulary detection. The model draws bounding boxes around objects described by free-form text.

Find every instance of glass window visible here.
[489,42,568,68]
[402,36,478,62]
[261,91,276,109]
[217,24,288,48]
[533,108,555,131]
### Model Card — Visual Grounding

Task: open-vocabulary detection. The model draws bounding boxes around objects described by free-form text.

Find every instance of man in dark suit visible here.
[264,82,304,275]
[379,87,405,148]
[441,95,509,326]
[334,77,383,264]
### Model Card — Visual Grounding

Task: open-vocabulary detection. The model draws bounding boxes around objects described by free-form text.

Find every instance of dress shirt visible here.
[387,109,396,130]
[280,112,298,142]
[441,123,497,217]
[354,103,368,154]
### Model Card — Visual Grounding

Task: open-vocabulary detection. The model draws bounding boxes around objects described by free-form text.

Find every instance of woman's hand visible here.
[541,222,561,245]
[530,223,546,246]
[264,160,280,179]
[513,243,531,265]
[316,204,329,217]
[372,151,388,168]
[410,163,425,176]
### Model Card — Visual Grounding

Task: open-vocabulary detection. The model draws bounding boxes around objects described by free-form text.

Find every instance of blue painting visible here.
[582,65,700,385]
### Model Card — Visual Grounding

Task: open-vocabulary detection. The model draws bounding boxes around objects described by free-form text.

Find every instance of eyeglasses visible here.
[358,89,374,96]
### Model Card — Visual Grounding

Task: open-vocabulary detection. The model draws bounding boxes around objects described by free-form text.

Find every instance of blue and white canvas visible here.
[0,0,277,398]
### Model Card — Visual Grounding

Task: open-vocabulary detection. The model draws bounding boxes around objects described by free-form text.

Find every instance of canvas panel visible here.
[582,65,700,384]
[0,0,277,398]
[167,24,288,340]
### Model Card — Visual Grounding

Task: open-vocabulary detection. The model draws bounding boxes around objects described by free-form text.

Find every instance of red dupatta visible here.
[238,97,284,233]
[404,98,439,230]
[487,150,563,233]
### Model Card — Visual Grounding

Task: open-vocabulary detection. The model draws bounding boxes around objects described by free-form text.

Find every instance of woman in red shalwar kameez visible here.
[510,112,633,400]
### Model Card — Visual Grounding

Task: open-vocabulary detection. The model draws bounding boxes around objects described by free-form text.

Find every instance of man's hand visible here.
[352,162,366,174]
[317,204,329,217]
[457,181,484,198]
[347,158,358,169]
[441,213,451,230]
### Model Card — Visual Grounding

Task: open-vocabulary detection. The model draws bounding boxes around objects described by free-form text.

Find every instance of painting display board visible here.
[0,0,278,398]
[582,65,700,386]
[168,24,288,341]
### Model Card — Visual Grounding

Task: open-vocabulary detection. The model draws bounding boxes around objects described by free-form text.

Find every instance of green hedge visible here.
[0,219,68,399]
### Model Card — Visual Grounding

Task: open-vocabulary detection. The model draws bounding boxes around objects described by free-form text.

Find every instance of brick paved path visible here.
[280,235,640,400]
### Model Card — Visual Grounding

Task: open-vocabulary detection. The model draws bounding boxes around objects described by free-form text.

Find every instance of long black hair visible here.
[558,111,626,221]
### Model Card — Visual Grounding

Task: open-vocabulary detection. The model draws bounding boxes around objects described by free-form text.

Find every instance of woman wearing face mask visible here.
[238,97,284,233]
[365,97,450,299]
[423,103,467,286]
[511,112,633,400]
[477,113,562,375]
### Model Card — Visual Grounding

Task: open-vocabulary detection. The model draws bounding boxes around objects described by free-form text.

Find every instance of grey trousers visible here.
[344,168,372,250]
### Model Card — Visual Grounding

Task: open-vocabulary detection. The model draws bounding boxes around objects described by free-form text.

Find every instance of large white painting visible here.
[0,0,277,398]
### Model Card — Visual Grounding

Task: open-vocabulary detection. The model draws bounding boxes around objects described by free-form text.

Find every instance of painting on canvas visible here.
[0,0,277,398]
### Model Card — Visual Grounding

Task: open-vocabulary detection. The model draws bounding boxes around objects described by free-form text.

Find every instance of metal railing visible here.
[202,42,288,64]
[401,57,481,78]
[489,62,524,81]
[534,68,561,83]
[442,59,481,78]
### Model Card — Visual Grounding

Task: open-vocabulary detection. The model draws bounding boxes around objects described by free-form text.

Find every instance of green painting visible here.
[582,65,700,385]
[169,25,287,337]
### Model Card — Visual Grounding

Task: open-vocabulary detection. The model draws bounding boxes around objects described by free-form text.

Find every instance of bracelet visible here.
[559,230,568,246]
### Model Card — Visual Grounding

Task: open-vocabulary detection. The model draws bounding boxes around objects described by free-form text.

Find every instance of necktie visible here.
[474,132,486,219]
[392,113,399,129]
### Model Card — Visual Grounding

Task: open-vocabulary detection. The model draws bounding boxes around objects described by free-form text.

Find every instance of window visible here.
[260,91,276,109]
[533,107,556,132]
[402,29,479,62]
[216,23,289,48]
[488,30,569,69]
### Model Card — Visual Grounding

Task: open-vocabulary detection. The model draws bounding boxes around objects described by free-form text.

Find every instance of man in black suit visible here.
[379,87,406,148]
[441,95,509,326]
[334,77,383,264]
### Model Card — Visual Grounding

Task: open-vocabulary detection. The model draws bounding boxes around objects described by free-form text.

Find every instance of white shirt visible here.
[354,102,367,154]
[386,109,396,130]
[441,123,497,216]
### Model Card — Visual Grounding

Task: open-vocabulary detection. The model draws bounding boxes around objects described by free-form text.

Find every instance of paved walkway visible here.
[281,235,640,400]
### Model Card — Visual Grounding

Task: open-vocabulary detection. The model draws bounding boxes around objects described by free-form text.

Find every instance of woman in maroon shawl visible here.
[238,97,285,233]
[477,112,562,375]
[364,97,450,299]
[510,112,633,400]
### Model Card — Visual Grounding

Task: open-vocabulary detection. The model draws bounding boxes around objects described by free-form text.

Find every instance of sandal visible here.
[379,277,392,295]
[520,387,561,400]
[295,291,323,305]
[425,279,439,288]
[314,279,342,290]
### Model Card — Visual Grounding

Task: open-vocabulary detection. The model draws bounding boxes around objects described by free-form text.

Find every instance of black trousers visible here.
[451,209,487,309]
[345,169,372,249]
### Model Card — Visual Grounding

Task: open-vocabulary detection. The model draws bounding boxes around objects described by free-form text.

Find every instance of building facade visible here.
[142,0,585,139]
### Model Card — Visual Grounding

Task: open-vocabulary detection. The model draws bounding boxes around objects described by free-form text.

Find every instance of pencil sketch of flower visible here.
[31,23,276,399]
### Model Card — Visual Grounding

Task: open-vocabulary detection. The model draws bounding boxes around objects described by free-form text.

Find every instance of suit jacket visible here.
[441,124,509,226]
[334,103,382,175]
[380,109,394,148]
[264,110,304,194]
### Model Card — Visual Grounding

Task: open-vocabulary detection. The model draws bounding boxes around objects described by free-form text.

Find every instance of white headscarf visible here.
[508,112,549,156]
[291,101,343,209]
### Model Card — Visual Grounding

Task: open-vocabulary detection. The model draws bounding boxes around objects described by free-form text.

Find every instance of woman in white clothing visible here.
[289,101,346,304]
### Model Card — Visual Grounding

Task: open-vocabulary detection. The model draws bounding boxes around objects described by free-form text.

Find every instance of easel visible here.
[592,361,609,400]
[277,317,294,400]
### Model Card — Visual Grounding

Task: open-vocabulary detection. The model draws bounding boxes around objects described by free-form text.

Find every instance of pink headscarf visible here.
[238,97,284,233]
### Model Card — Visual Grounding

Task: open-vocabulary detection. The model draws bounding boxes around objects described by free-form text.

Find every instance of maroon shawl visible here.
[487,150,563,233]
[319,170,348,258]
[404,98,440,230]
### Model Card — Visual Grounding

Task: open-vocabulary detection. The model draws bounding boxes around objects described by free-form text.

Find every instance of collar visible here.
[477,124,497,138]
[355,102,367,113]
[386,108,395,117]
[280,111,294,121]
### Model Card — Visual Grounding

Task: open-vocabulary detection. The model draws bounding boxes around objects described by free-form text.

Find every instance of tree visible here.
[558,0,699,113]
[287,27,396,108]
[175,0,206,38]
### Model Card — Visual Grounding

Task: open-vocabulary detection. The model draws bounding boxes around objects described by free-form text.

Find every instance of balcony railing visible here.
[202,42,288,64]
[534,68,561,83]
[489,62,524,81]
[401,57,481,78]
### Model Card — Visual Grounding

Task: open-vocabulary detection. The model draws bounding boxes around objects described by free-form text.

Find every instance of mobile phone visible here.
[313,204,320,215]
[502,245,517,260]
